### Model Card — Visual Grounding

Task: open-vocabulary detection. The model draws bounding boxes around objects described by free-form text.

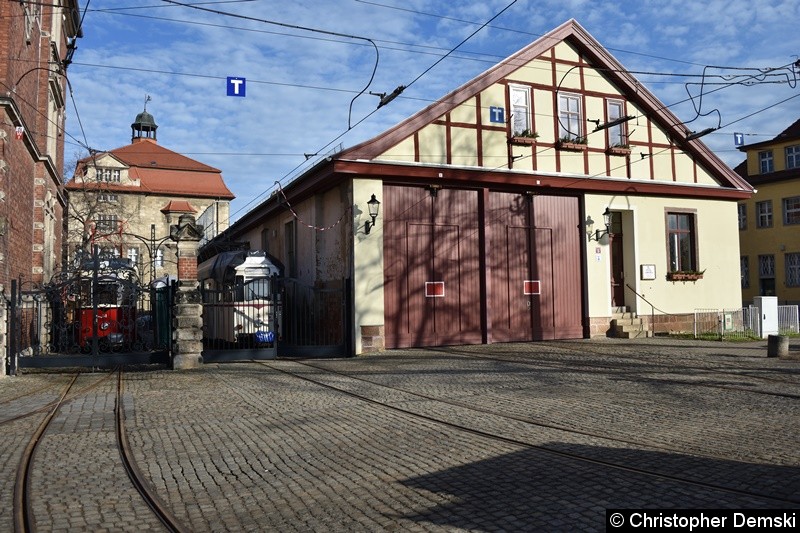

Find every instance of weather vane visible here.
[144,94,151,111]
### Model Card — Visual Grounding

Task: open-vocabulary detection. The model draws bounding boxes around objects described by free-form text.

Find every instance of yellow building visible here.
[736,118,800,304]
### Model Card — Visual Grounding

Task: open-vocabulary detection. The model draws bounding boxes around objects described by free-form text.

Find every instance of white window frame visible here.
[606,99,626,147]
[756,200,772,228]
[95,214,118,232]
[97,168,121,182]
[558,93,583,141]
[98,193,119,203]
[759,150,774,174]
[786,145,800,170]
[154,248,164,269]
[509,84,532,137]
[783,196,800,225]
[127,247,139,266]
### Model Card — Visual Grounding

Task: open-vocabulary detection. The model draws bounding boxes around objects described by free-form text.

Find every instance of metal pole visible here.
[8,280,18,376]
[92,245,100,356]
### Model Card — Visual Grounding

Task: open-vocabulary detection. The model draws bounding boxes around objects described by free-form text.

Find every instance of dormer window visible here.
[97,167,121,182]
[759,150,774,174]
[786,145,800,169]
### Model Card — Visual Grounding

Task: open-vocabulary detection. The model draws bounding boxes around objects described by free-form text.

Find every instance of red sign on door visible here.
[425,281,445,298]
[524,280,540,295]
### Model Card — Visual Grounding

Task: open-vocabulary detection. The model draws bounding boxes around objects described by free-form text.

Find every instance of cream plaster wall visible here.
[585,195,742,320]
[418,124,447,164]
[352,178,385,354]
[379,136,415,161]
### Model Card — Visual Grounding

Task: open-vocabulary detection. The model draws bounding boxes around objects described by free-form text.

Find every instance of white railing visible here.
[694,305,799,339]
[778,305,800,334]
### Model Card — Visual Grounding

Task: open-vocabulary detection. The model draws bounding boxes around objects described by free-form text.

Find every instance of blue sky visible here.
[65,0,800,221]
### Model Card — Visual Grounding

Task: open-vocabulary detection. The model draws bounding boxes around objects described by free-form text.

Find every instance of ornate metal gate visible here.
[7,258,173,373]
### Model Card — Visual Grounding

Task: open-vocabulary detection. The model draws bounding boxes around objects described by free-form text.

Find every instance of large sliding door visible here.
[383,186,482,348]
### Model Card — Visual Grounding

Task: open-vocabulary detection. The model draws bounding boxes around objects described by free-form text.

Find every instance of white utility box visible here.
[753,296,779,338]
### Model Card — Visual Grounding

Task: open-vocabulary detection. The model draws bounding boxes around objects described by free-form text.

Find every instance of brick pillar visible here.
[169,214,204,370]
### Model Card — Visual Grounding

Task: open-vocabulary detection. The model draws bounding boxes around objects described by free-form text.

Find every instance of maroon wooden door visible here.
[383,186,481,348]
[487,192,583,341]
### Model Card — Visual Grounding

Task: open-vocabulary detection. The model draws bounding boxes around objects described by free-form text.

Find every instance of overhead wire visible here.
[158,0,380,130]
[228,0,519,222]
[55,1,798,220]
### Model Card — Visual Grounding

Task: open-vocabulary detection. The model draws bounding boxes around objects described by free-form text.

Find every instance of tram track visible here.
[0,372,115,427]
[12,369,188,533]
[258,359,800,507]
[423,343,800,399]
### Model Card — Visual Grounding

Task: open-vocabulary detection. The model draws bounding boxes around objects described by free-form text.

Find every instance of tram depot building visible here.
[212,20,752,355]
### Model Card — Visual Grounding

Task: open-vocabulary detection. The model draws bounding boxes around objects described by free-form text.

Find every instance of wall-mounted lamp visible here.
[364,194,380,234]
[589,207,612,241]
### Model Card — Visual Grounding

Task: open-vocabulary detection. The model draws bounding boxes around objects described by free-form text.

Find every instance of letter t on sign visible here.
[227,77,246,97]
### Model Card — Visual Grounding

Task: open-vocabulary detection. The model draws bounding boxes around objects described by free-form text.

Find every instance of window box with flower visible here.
[666,270,705,282]
[556,135,588,151]
[606,143,631,156]
[509,129,539,145]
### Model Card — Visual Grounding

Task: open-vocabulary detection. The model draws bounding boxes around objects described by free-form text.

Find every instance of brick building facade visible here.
[1,2,83,375]
[0,1,82,287]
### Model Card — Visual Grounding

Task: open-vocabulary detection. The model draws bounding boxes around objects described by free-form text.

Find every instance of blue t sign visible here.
[489,106,505,124]
[227,77,246,97]
[733,132,744,146]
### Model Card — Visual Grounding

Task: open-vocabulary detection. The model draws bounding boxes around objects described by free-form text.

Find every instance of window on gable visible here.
[97,168,121,182]
[759,150,774,174]
[783,196,800,225]
[786,145,800,169]
[666,212,697,273]
[756,200,773,228]
[737,203,746,230]
[558,93,583,141]
[509,85,532,137]
[606,99,626,147]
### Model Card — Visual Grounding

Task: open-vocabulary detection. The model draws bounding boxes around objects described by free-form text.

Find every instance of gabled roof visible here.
[161,200,197,213]
[339,19,750,192]
[67,138,234,199]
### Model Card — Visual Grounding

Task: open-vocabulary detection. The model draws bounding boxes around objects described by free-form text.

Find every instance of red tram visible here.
[73,258,139,350]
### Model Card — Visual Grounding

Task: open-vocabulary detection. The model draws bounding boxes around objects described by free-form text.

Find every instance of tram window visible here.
[97,283,118,305]
[245,279,271,301]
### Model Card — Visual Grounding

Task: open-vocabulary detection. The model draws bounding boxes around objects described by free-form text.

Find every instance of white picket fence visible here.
[693,305,799,340]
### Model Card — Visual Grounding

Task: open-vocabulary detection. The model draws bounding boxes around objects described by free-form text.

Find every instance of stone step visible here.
[615,329,653,339]
[611,317,643,326]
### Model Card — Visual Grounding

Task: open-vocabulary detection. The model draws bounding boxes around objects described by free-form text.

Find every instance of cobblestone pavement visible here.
[1,337,798,532]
